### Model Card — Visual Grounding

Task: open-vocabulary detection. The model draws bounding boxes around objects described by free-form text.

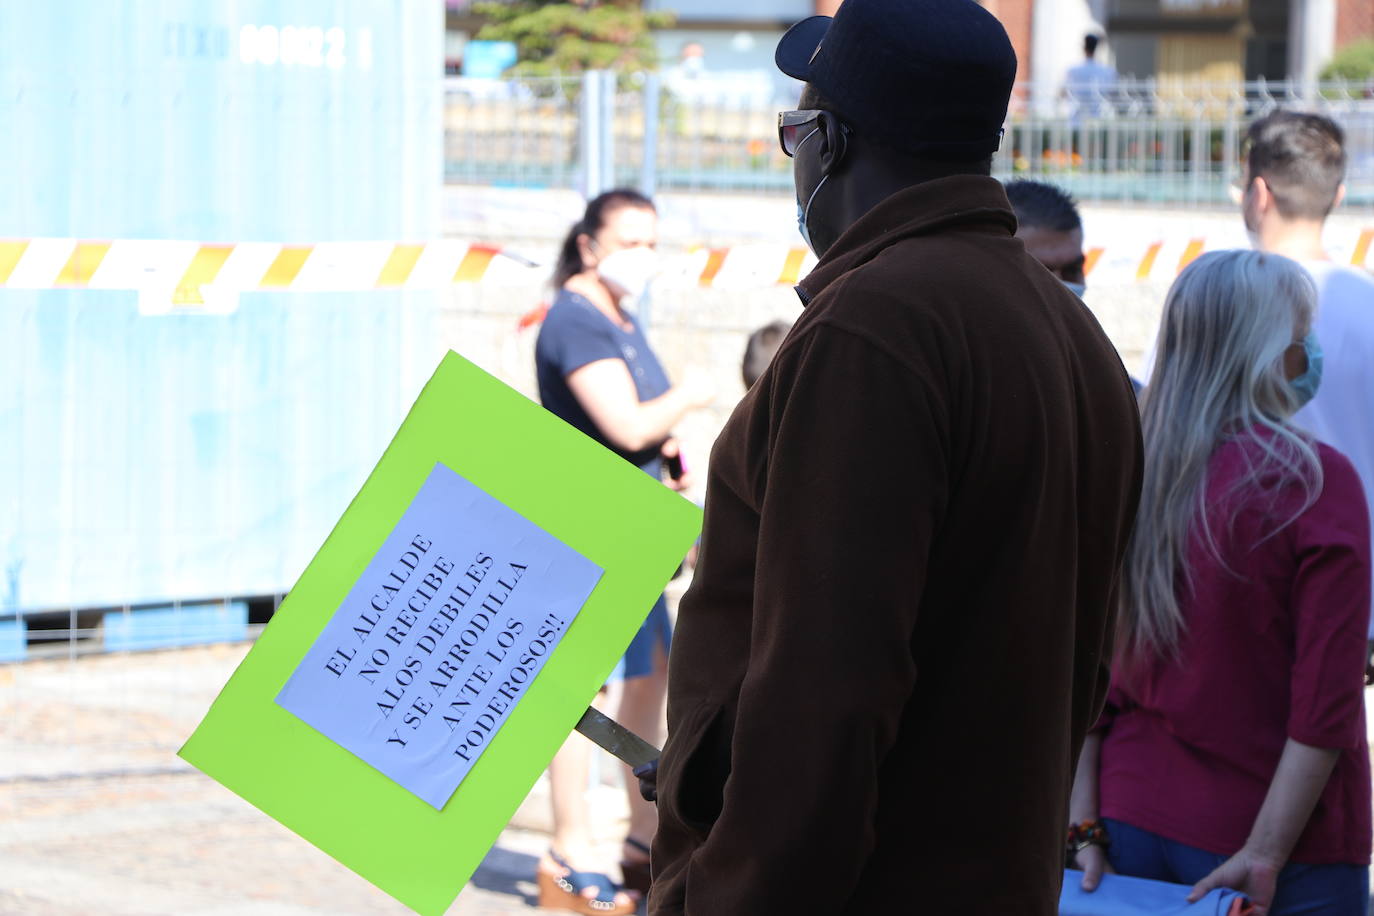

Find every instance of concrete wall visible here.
[438,188,1371,486]
[433,277,1164,497]
[436,282,803,492]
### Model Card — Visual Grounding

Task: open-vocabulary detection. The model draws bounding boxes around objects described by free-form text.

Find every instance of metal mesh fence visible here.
[444,76,583,189]
[997,80,1374,207]
[445,74,1374,208]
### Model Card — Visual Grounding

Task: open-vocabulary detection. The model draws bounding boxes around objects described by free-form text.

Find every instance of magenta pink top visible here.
[1099,435,1373,865]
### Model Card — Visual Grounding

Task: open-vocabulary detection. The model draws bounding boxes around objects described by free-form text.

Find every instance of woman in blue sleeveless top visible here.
[533,189,713,914]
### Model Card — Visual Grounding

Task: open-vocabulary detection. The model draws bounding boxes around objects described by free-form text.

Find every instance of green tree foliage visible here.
[473,1,675,77]
[1320,40,1374,82]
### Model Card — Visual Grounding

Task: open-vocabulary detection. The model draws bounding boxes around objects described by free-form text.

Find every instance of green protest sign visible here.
[180,351,701,915]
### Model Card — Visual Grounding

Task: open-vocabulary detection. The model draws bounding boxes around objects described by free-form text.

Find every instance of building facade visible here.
[444,1,1371,90]
[1031,0,1370,88]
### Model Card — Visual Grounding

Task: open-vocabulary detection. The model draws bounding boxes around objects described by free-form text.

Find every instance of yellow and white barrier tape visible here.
[0,231,1369,314]
[0,239,535,313]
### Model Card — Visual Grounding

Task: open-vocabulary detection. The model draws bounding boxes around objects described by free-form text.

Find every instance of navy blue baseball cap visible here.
[775,0,1016,159]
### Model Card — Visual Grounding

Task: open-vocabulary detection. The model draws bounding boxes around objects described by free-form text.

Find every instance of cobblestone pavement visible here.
[8,641,1374,914]
[0,644,638,915]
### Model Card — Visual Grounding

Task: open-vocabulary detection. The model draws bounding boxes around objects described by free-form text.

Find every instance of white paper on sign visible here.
[275,462,604,809]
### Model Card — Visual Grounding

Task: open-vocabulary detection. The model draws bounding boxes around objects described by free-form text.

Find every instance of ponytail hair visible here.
[552,188,656,289]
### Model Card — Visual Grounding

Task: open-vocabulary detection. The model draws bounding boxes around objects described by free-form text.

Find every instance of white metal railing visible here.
[444,74,1374,207]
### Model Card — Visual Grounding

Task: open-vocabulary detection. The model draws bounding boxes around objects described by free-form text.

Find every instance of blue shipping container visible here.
[0,2,445,615]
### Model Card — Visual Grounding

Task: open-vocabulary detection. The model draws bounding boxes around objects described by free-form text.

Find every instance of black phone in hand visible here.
[664,451,685,481]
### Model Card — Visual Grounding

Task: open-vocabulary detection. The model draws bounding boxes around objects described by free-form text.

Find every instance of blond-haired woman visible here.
[1069,250,1371,915]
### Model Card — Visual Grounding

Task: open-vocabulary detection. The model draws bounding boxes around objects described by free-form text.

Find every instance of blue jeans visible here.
[607,594,670,681]
[1104,818,1369,916]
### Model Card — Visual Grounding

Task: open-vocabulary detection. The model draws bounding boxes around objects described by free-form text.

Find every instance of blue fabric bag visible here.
[1060,870,1253,915]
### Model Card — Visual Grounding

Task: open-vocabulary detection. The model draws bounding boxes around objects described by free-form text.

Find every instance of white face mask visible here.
[596,246,659,303]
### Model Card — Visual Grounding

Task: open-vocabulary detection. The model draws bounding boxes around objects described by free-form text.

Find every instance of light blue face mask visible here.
[1290,331,1323,407]
[793,126,829,254]
[1063,279,1086,299]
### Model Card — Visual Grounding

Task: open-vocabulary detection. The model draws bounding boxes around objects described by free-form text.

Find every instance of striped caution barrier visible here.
[0,239,536,313]
[1,231,1369,313]
[0,238,825,313]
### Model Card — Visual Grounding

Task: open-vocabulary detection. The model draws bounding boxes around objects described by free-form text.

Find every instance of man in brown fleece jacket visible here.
[646,1,1143,913]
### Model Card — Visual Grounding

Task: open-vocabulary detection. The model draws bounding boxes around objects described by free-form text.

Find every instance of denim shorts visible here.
[607,593,670,682]
[1104,817,1369,916]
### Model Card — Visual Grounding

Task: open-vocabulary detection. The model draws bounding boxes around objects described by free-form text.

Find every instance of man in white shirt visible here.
[1243,110,1374,655]
[1066,34,1117,119]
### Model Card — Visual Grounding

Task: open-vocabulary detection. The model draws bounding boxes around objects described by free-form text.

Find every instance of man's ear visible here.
[1251,175,1274,215]
[814,110,848,176]
[1334,182,1346,211]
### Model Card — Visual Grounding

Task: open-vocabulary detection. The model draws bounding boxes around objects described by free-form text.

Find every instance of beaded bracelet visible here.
[1066,819,1111,853]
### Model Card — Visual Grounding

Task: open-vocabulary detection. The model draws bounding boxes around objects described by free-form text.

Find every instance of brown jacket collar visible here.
[796,174,1017,306]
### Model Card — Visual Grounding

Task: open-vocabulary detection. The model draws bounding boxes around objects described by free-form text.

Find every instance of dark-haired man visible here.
[1007,181,1144,393]
[1007,179,1088,296]
[1243,110,1374,654]
[740,319,790,389]
[1066,33,1117,119]
[648,1,1143,913]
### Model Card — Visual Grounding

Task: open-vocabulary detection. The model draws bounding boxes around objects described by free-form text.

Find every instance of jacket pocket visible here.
[660,701,731,839]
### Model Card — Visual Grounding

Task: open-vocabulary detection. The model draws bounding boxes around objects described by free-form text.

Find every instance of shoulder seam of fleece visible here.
[800,314,937,389]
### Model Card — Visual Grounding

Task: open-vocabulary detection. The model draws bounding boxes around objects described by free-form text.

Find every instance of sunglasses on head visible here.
[777,109,851,157]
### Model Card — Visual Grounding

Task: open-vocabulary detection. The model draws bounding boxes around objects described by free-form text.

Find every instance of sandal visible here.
[537,850,639,914]
[619,836,653,897]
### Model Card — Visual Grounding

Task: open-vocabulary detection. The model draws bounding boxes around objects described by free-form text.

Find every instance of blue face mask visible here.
[793,127,829,254]
[1290,331,1323,407]
[1063,280,1086,299]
